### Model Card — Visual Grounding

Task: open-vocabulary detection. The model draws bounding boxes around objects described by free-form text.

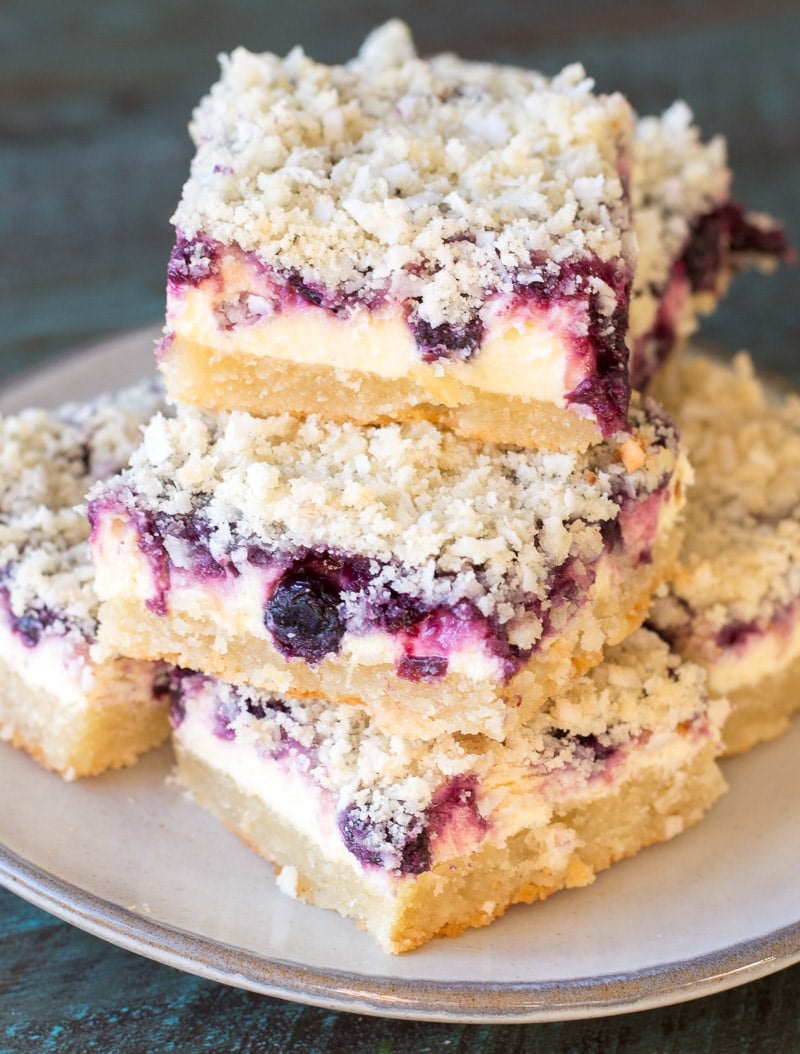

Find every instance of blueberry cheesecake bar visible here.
[158,20,637,452]
[89,399,688,741]
[649,352,800,753]
[0,383,170,779]
[629,104,790,389]
[168,628,728,953]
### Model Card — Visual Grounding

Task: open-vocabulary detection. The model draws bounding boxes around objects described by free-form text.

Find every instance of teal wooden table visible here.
[2,2,799,1049]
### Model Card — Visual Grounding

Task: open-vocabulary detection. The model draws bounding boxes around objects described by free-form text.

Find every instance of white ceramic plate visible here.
[1,328,799,1024]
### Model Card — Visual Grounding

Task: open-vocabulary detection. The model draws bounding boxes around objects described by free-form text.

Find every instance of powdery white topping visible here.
[173,20,633,328]
[0,380,165,521]
[109,401,676,622]
[187,628,716,866]
[0,509,96,638]
[0,410,90,515]
[0,381,166,642]
[652,352,800,627]
[631,102,730,301]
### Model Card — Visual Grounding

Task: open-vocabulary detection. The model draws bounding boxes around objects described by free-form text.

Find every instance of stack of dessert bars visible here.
[2,22,792,953]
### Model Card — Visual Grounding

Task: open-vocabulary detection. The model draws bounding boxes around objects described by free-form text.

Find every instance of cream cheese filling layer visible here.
[93,493,675,697]
[175,682,721,886]
[0,612,94,708]
[167,280,587,411]
[704,607,800,696]
[92,461,684,721]
[92,516,512,686]
[176,695,553,877]
[175,702,397,889]
[0,607,162,714]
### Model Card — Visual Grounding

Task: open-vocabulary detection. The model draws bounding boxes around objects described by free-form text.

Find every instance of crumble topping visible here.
[172,20,633,330]
[183,628,716,867]
[102,400,678,623]
[652,352,800,626]
[0,380,165,520]
[0,509,97,639]
[0,410,94,515]
[0,380,166,642]
[631,102,730,302]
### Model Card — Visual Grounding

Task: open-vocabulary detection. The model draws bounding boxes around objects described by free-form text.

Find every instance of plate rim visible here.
[1,329,800,1023]
[3,843,799,1023]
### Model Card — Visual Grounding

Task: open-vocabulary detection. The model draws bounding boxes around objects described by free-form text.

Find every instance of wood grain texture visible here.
[1,1,799,1048]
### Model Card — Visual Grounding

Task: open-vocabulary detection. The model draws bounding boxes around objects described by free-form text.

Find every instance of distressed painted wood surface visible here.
[1,1,799,1049]
[2,886,800,1052]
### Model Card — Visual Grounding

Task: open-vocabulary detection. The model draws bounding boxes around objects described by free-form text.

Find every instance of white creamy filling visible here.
[538,728,711,813]
[0,610,93,707]
[94,527,598,679]
[94,477,680,687]
[165,567,511,684]
[341,633,504,681]
[92,515,515,688]
[176,684,719,888]
[93,518,162,613]
[0,603,161,716]
[706,608,800,696]
[168,278,584,409]
[175,701,398,890]
[177,694,515,877]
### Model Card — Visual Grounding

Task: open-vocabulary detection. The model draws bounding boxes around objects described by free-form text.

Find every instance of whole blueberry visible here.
[265,571,345,664]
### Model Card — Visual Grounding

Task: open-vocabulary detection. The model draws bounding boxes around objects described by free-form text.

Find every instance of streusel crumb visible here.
[0,380,165,641]
[173,20,633,331]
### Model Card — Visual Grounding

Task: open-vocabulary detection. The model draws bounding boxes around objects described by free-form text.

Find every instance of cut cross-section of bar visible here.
[629,105,790,389]
[159,20,636,451]
[169,628,728,953]
[649,351,800,753]
[0,382,170,779]
[89,398,688,741]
